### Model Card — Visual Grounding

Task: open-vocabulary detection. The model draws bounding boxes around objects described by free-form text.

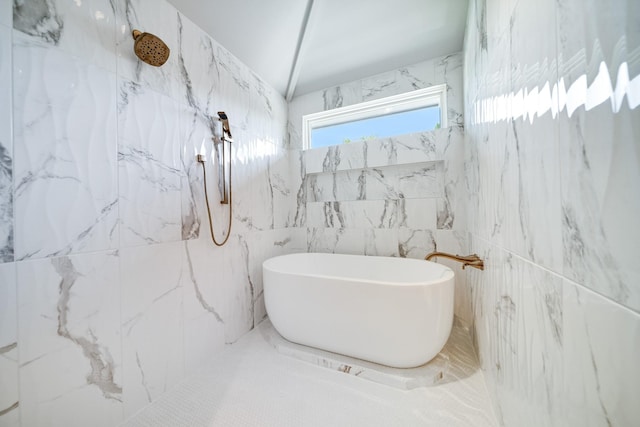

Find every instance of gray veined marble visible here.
[0,262,18,425]
[0,24,13,264]
[0,142,12,264]
[13,0,64,45]
[52,257,122,400]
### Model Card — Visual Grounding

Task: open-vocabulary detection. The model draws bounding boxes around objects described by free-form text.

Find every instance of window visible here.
[303,84,447,150]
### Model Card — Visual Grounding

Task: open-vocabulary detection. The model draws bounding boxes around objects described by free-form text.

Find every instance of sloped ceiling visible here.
[167,0,468,100]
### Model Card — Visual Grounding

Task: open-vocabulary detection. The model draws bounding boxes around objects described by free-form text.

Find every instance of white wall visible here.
[464,0,640,425]
[0,0,303,425]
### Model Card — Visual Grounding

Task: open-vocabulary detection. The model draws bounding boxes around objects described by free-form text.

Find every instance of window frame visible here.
[302,84,448,150]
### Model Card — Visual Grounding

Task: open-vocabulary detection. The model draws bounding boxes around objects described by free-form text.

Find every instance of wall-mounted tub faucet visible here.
[425,252,484,270]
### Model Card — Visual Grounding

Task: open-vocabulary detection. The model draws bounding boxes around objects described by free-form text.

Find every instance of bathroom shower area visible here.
[0,0,638,426]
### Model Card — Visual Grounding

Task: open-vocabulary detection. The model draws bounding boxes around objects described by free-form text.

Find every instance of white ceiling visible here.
[167,0,468,100]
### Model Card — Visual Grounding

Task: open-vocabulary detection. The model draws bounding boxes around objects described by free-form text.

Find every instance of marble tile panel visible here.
[115,0,183,102]
[245,228,307,325]
[321,81,363,110]
[397,228,437,259]
[364,229,399,257]
[13,37,118,260]
[0,24,13,263]
[366,162,442,200]
[307,227,365,255]
[120,242,184,418]
[561,281,640,426]
[0,0,11,27]
[271,148,299,228]
[556,0,636,86]
[246,141,277,231]
[13,0,116,72]
[181,239,225,375]
[179,108,215,241]
[559,102,640,312]
[0,262,18,426]
[434,230,471,325]
[361,69,398,102]
[367,131,439,168]
[306,169,365,203]
[222,234,254,344]
[172,12,220,118]
[435,53,464,127]
[118,80,184,247]
[287,91,324,150]
[304,142,366,174]
[17,251,122,427]
[467,237,564,427]
[397,198,438,230]
[306,200,398,230]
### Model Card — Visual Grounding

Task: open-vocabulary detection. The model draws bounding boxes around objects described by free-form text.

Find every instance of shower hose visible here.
[200,143,232,246]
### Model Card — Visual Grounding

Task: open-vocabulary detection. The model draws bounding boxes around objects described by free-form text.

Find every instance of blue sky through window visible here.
[311,105,441,148]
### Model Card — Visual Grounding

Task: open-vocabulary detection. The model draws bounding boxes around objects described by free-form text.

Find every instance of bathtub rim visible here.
[262,252,454,287]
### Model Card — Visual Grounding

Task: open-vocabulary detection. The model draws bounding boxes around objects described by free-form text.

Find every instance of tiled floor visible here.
[121,319,497,426]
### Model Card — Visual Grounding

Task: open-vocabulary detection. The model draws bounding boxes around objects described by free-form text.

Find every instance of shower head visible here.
[132,29,170,67]
[218,111,232,139]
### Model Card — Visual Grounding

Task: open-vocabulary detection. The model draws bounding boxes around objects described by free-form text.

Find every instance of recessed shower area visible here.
[1,0,638,426]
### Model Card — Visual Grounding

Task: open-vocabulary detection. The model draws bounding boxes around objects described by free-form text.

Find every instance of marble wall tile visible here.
[365,162,442,200]
[179,108,215,240]
[468,236,563,427]
[4,0,294,424]
[117,80,185,247]
[321,81,363,110]
[181,239,225,375]
[304,142,366,174]
[0,263,19,426]
[115,0,183,102]
[13,35,118,260]
[397,199,438,230]
[244,228,307,325]
[306,169,365,203]
[435,53,465,128]
[556,0,640,312]
[561,281,640,426]
[287,51,464,152]
[465,0,640,424]
[16,251,122,427]
[397,228,437,259]
[120,242,184,418]
[307,227,365,255]
[559,103,640,311]
[271,147,300,228]
[306,200,399,230]
[0,24,13,264]
[0,0,11,28]
[13,0,116,73]
[363,229,399,257]
[222,234,254,344]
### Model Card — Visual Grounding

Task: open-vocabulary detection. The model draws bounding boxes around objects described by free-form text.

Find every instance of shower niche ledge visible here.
[304,127,463,175]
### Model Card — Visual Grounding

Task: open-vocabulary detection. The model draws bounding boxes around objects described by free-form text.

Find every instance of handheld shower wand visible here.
[218,111,232,139]
[197,111,234,246]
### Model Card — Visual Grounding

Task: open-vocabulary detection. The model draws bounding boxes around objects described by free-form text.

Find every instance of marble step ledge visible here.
[257,316,479,390]
[304,127,463,175]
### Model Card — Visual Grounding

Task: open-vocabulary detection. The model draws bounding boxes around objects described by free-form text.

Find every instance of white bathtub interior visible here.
[121,318,497,427]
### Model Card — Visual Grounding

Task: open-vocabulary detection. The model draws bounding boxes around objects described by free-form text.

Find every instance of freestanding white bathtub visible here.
[262,253,455,368]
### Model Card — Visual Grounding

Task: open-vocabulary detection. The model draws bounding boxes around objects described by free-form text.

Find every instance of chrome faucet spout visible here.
[425,252,485,271]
